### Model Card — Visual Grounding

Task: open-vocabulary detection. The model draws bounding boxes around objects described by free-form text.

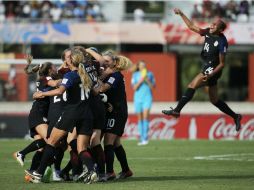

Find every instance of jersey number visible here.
[107,119,115,128]
[53,92,67,103]
[204,42,209,52]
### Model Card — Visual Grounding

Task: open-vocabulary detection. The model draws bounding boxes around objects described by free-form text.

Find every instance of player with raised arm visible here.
[162,8,242,132]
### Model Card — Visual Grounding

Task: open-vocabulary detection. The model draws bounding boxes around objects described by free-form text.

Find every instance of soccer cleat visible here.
[13,152,25,167]
[52,169,62,182]
[234,114,242,132]
[25,169,42,181]
[104,172,116,181]
[116,170,133,180]
[96,173,107,182]
[77,165,89,181]
[42,166,52,183]
[137,141,148,146]
[162,107,180,118]
[59,170,71,181]
[83,171,98,184]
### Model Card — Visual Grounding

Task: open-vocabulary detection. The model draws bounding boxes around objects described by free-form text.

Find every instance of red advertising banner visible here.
[123,114,254,140]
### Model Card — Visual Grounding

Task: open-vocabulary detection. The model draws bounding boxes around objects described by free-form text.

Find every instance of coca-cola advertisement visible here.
[123,114,254,140]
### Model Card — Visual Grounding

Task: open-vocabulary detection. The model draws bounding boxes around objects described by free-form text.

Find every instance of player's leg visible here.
[209,85,242,131]
[114,137,133,179]
[90,129,105,179]
[134,101,144,144]
[26,127,67,181]
[104,133,117,180]
[162,73,206,117]
[141,99,152,145]
[14,132,46,167]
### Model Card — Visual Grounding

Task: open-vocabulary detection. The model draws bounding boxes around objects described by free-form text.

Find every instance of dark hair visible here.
[39,62,53,76]
[218,19,227,32]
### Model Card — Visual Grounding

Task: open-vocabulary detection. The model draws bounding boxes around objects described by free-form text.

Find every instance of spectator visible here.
[131,61,155,146]
[50,4,62,22]
[4,65,17,101]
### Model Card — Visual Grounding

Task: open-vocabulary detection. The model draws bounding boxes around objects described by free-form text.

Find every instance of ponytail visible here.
[78,63,92,91]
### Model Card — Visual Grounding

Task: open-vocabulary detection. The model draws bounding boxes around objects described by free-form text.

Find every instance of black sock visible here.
[69,139,77,152]
[20,139,46,156]
[70,150,81,175]
[78,150,94,172]
[61,160,72,174]
[175,88,195,113]
[37,144,56,175]
[54,147,64,171]
[92,144,105,174]
[114,145,130,172]
[104,145,114,173]
[213,100,237,119]
[30,151,43,170]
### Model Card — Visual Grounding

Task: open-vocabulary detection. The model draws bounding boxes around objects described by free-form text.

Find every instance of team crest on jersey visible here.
[62,78,68,84]
[108,77,115,84]
[214,41,218,46]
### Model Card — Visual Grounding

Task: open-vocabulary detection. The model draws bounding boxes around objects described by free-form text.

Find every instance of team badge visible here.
[214,41,218,46]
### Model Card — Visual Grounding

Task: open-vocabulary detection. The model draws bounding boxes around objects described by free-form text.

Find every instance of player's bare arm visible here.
[174,8,201,34]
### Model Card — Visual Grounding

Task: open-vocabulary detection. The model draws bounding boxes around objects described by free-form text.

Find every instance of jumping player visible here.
[162,8,242,132]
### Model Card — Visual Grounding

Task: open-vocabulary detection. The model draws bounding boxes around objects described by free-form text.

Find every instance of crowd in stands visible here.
[191,0,253,22]
[0,0,104,23]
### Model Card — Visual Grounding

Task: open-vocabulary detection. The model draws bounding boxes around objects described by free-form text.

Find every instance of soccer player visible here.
[94,50,133,180]
[26,49,97,184]
[162,8,242,132]
[14,55,61,167]
[131,60,155,145]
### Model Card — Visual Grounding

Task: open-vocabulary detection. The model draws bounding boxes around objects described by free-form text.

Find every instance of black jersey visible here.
[84,61,100,88]
[200,28,228,66]
[104,72,127,114]
[61,71,90,104]
[32,76,52,114]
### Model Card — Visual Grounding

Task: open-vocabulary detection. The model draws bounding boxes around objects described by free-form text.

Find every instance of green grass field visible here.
[1,139,254,190]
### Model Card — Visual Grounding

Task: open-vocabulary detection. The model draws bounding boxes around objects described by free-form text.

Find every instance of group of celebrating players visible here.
[13,46,133,184]
[12,7,243,185]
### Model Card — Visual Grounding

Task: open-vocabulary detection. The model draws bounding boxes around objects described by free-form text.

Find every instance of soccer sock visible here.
[30,150,43,170]
[114,145,130,173]
[104,145,114,173]
[92,144,105,174]
[137,120,143,142]
[70,150,81,175]
[213,100,237,119]
[54,147,64,171]
[143,119,149,141]
[61,160,72,174]
[69,139,77,152]
[37,144,56,175]
[19,139,46,156]
[78,150,94,172]
[175,88,195,113]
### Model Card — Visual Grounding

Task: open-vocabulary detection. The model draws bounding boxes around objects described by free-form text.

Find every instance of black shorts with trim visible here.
[103,111,128,137]
[47,107,63,138]
[28,109,48,138]
[202,63,222,87]
[54,105,93,136]
[90,95,106,130]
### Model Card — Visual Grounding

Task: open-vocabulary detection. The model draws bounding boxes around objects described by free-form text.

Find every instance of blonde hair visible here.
[70,49,92,90]
[102,50,132,71]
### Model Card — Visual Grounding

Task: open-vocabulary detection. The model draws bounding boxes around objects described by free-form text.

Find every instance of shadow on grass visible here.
[115,175,254,183]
